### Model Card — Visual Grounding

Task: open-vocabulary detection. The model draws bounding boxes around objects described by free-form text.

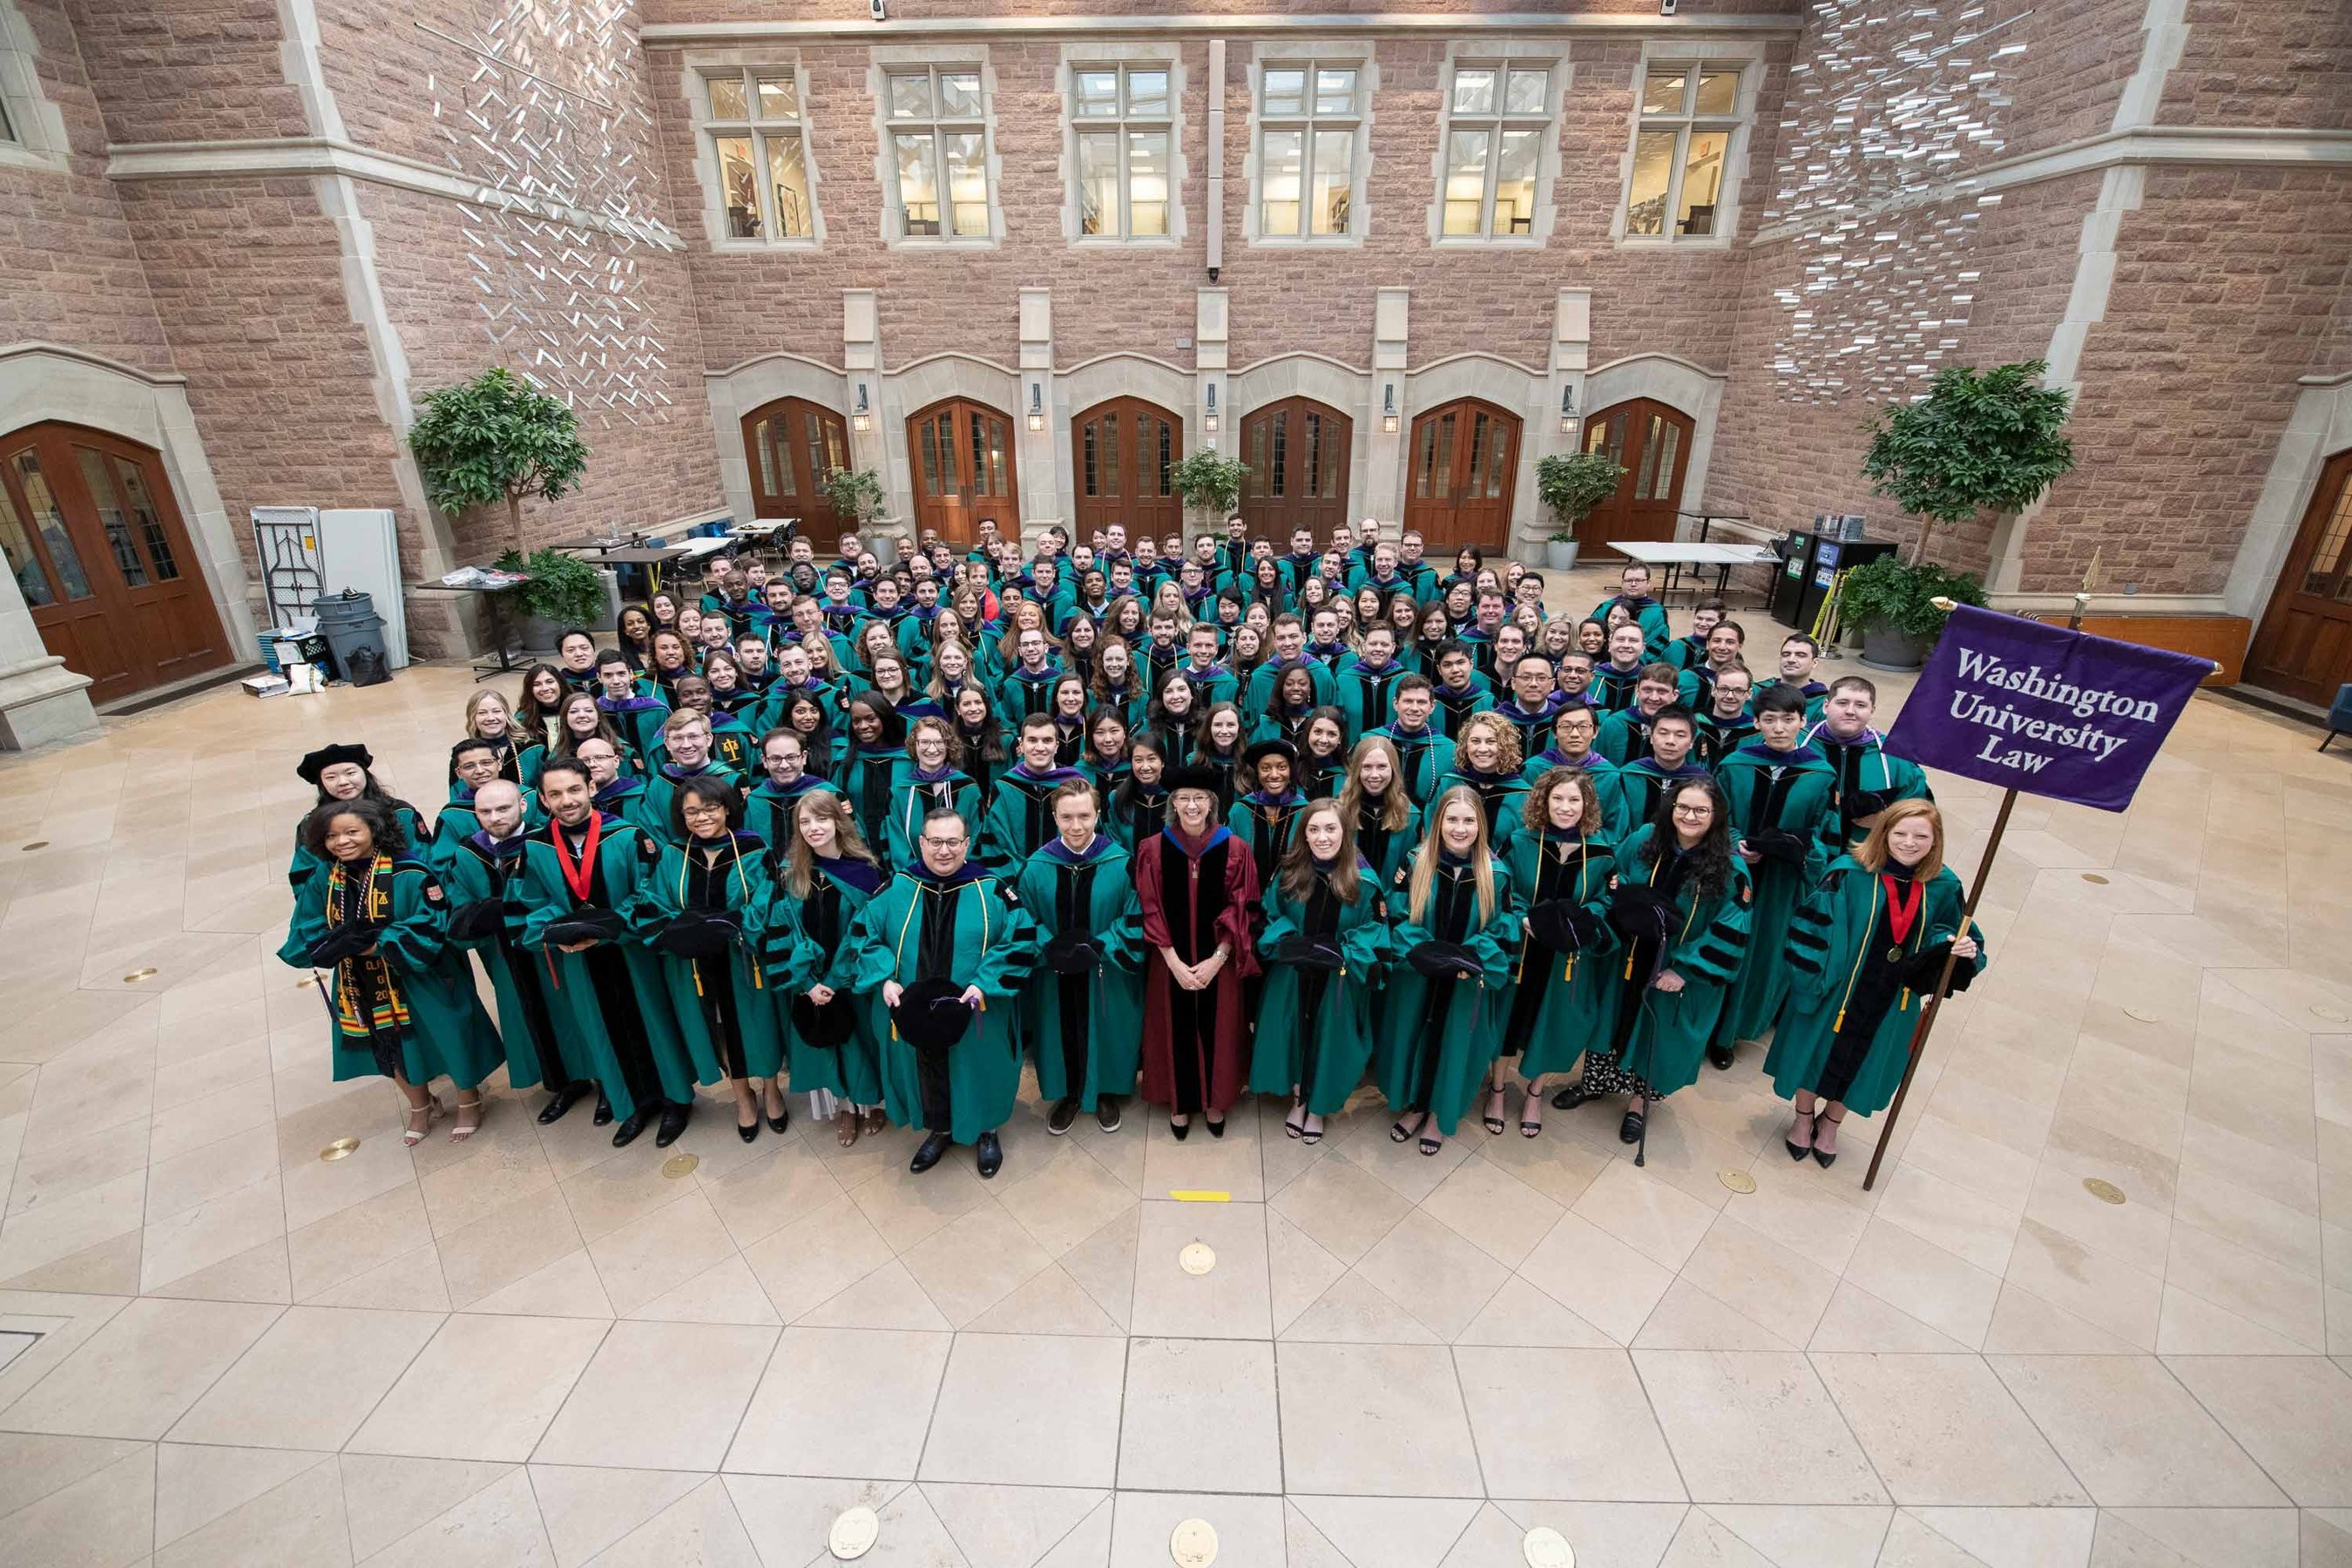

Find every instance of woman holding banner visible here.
[1765,798,1986,1167]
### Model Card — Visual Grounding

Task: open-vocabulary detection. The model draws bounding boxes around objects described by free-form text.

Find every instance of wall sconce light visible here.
[851,383,871,433]
[1026,382,1044,432]
[1381,384,1399,434]
[1204,384,1219,434]
[1558,385,1578,436]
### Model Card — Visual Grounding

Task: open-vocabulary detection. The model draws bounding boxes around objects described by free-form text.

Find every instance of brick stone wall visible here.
[63,0,313,143]
[2021,164,2352,596]
[0,0,172,368]
[2157,0,2352,132]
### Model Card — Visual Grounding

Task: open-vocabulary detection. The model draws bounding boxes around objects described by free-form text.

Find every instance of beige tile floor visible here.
[3,568,2352,1566]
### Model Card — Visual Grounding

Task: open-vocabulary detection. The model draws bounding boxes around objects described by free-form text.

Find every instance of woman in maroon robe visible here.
[1135,764,1260,1137]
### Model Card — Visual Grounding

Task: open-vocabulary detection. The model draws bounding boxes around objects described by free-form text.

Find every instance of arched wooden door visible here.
[907,398,1017,548]
[2246,449,2352,704]
[1578,398,1694,553]
[1071,396,1183,538]
[741,397,852,531]
[1402,397,1519,553]
[0,422,229,706]
[1240,396,1353,543]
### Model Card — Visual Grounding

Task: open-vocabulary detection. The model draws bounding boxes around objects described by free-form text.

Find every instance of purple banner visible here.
[1887,604,2211,812]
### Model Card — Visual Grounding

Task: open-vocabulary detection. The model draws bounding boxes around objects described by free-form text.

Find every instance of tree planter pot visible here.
[1544,539,1581,572]
[1857,621,1929,671]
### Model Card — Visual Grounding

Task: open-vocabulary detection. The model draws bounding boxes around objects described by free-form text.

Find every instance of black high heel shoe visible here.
[1812,1108,1844,1168]
[1785,1109,1815,1161]
[1170,1117,1192,1142]
[1205,1115,1226,1139]
[737,1110,760,1144]
[766,1097,791,1134]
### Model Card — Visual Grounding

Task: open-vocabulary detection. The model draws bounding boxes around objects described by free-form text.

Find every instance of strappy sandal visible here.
[1482,1089,1507,1137]
[1390,1112,1423,1144]
[1519,1088,1544,1139]
[448,1094,484,1144]
[1301,1114,1323,1146]
[862,1106,889,1137]
[1785,1108,1816,1161]
[836,1112,862,1149]
[1284,1104,1307,1140]
[402,1095,440,1147]
[1812,1107,1845,1169]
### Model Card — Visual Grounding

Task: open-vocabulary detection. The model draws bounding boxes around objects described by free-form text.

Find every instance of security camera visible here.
[868,0,886,19]
[1659,0,1677,12]
[1207,265,1220,282]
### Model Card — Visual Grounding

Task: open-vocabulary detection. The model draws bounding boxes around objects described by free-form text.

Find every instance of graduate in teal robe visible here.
[1369,677,1458,805]
[1806,678,1931,848]
[1591,564,1672,659]
[837,693,909,854]
[1765,800,1985,1168]
[1227,740,1308,874]
[978,716,1089,871]
[1249,799,1389,1138]
[1337,737,1422,898]
[596,652,672,760]
[1375,785,1519,1152]
[626,778,790,1142]
[509,760,702,1147]
[848,810,1040,1178]
[1434,712,1530,854]
[429,738,506,855]
[1335,630,1409,739]
[755,791,892,1144]
[1709,683,1842,1067]
[287,743,429,900]
[435,780,598,1123]
[742,729,841,862]
[1612,708,1714,837]
[1495,770,1620,1130]
[1552,775,1753,1147]
[1518,704,1627,837]
[279,797,503,1146]
[1015,787,1145,1132]
[883,717,983,867]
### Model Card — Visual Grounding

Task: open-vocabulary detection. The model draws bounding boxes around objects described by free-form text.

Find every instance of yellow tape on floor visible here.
[1167,1189,1230,1202]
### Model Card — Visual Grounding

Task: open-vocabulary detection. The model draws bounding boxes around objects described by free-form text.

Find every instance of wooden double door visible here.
[1402,397,1519,553]
[2246,449,2352,704]
[908,398,1017,547]
[741,397,852,532]
[1071,397,1183,538]
[1240,396,1353,542]
[1578,398,1693,554]
[0,422,229,706]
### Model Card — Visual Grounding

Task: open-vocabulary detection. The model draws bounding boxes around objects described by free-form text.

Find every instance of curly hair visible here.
[301,796,407,859]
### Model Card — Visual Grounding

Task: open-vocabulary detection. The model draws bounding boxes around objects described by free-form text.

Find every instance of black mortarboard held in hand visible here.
[891,975,977,1048]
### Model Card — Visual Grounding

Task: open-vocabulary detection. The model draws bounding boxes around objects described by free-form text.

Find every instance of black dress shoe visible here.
[1169,1118,1191,1141]
[975,1131,1004,1179]
[538,1080,592,1125]
[1205,1115,1227,1139]
[737,1112,760,1144]
[1551,1080,1597,1111]
[1618,1108,1646,1145]
[612,1107,652,1146]
[1096,1097,1123,1133]
[766,1100,790,1134]
[592,1091,615,1126]
[909,1131,952,1173]
[655,1103,692,1147]
[1047,1098,1078,1136]
[1707,1044,1735,1071]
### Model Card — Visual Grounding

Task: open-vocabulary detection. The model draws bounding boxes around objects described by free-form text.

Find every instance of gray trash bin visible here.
[314,590,392,686]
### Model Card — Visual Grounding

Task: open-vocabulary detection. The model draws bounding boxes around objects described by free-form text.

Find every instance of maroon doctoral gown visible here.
[1135,824,1261,1115]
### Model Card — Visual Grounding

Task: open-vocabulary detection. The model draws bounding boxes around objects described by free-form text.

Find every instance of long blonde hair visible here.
[1406,784,1497,925]
[1852,797,1945,882]
[784,790,880,897]
[1337,736,1414,835]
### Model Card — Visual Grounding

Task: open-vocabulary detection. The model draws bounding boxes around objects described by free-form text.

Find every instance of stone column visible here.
[1530,286,1593,553]
[842,288,889,529]
[1365,287,1409,531]
[1017,287,1059,544]
[0,567,101,749]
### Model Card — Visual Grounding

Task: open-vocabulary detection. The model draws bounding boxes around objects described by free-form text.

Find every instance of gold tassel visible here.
[1833,1005,1845,1031]
[1562,956,1575,983]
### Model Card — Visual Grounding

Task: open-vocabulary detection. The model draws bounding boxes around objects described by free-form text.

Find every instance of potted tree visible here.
[1848,360,2075,666]
[1170,449,1246,537]
[819,467,887,537]
[1836,557,1988,670]
[1535,450,1624,572]
[408,367,590,554]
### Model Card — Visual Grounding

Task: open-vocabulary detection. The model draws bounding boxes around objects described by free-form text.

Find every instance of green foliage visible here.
[1170,449,1247,521]
[1862,361,2076,558]
[1836,556,1989,640]
[818,467,887,526]
[1536,450,1625,540]
[493,547,608,627]
[407,368,589,550]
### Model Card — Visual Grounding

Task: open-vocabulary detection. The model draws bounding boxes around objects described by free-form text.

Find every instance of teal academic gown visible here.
[1369,726,1457,806]
[509,814,700,1124]
[277,854,504,1091]
[436,828,595,1093]
[1248,857,1388,1113]
[1519,750,1627,837]
[1592,827,1754,1099]
[977,763,1089,873]
[1765,858,1986,1117]
[1713,741,1840,1044]
[627,831,787,1084]
[1806,723,1932,848]
[757,856,889,1105]
[1500,829,1622,1079]
[742,775,841,861]
[637,761,745,846]
[288,801,428,900]
[848,863,1041,1144]
[1375,858,1518,1135]
[882,762,983,868]
[1435,767,1530,852]
[1015,836,1146,1107]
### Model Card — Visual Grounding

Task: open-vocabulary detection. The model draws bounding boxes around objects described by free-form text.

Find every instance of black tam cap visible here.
[298,742,375,786]
[891,975,976,1048]
[1163,763,1223,797]
[1241,738,1299,770]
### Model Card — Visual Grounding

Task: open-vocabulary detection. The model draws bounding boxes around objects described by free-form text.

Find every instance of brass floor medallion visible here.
[320,1137,361,1161]
[1170,1517,1217,1567]
[1719,1169,1758,1195]
[662,1152,700,1179]
[2082,873,2110,884]
[123,968,157,983]
[2083,1177,2126,1205]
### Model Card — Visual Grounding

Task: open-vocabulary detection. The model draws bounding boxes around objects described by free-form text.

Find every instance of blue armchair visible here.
[2326,684,2352,753]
